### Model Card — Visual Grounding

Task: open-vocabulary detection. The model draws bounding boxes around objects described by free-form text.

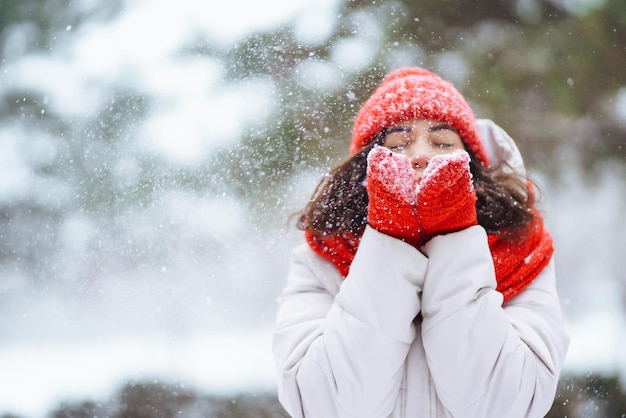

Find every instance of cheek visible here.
[446,140,466,154]
[448,136,464,150]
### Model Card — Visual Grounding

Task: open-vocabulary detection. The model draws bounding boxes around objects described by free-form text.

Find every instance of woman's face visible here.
[382,118,465,181]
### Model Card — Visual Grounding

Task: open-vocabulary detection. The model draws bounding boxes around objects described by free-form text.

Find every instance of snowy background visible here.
[1,0,625,416]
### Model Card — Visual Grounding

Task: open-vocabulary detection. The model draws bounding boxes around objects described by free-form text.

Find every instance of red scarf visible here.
[305,212,553,304]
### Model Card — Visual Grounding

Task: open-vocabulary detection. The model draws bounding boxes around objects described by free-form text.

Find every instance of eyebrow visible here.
[386,123,456,133]
[385,126,411,133]
[428,123,456,132]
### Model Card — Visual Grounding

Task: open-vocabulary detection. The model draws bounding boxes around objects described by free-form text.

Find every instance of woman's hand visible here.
[366,146,423,247]
[417,150,477,243]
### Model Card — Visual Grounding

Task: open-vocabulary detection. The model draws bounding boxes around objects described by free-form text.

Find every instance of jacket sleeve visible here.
[420,225,570,418]
[273,226,428,418]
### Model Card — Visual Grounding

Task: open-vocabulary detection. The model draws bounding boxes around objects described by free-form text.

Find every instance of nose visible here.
[411,155,429,169]
[404,141,431,170]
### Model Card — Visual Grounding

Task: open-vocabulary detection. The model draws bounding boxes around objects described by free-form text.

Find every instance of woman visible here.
[273,67,569,417]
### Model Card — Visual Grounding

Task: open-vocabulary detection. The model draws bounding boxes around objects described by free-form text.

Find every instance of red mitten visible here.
[366,146,422,246]
[417,150,477,243]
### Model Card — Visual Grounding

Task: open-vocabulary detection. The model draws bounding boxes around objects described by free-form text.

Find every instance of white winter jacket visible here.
[272,120,570,418]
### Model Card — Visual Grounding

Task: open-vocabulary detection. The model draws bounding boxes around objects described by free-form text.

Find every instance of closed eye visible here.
[383,127,412,150]
[429,124,458,148]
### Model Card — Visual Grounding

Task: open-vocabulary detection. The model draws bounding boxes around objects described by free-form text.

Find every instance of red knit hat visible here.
[350,67,490,166]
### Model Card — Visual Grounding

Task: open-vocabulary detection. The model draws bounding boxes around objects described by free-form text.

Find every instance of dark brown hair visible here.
[297,132,535,242]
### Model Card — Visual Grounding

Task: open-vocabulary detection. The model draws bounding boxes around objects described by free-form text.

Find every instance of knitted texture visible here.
[350,67,489,166]
[305,229,359,278]
[417,150,478,243]
[491,211,554,301]
[366,146,422,247]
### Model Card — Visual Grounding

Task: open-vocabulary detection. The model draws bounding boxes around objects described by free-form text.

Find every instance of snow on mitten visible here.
[417,150,477,243]
[366,146,422,246]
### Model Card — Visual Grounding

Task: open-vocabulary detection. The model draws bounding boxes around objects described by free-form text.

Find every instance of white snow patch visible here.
[435,52,470,85]
[419,150,470,188]
[139,78,275,164]
[292,0,339,45]
[331,37,378,72]
[0,330,276,418]
[367,147,418,204]
[296,59,343,91]
[0,130,33,200]
[613,87,626,124]
[563,297,626,381]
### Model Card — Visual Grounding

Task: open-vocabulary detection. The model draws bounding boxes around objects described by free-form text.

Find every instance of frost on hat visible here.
[350,67,490,166]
